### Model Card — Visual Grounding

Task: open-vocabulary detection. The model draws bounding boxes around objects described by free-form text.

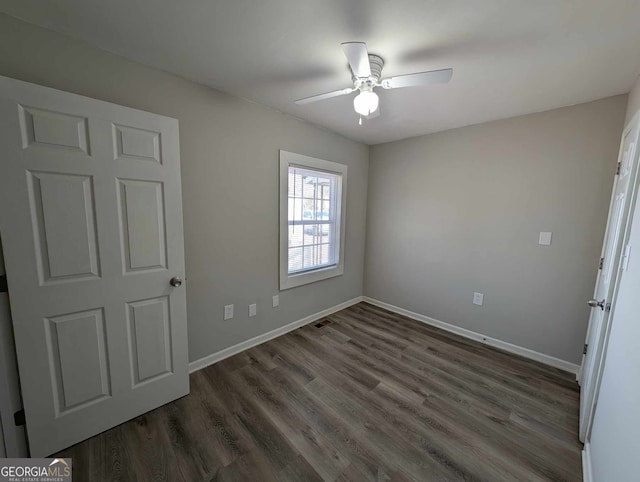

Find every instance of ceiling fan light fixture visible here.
[353,89,379,116]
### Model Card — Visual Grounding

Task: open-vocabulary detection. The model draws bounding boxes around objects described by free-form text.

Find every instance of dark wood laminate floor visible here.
[57,302,582,481]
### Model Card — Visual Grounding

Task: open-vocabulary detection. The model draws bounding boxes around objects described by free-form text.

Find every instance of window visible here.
[279,150,347,289]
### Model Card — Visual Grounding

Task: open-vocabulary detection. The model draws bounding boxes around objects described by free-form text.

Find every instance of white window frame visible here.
[279,150,347,290]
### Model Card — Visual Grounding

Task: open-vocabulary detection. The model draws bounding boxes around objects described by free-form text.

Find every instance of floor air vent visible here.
[314,319,332,328]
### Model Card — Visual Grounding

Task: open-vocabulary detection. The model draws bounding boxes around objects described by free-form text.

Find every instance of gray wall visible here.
[0,14,369,363]
[365,97,627,364]
[624,74,640,125]
[0,13,631,370]
[589,75,640,481]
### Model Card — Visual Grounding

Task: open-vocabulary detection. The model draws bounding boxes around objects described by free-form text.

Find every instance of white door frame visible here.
[0,234,28,457]
[579,109,640,442]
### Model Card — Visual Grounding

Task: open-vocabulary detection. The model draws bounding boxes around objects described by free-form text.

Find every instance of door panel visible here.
[127,296,172,386]
[28,172,101,283]
[113,124,162,163]
[0,75,188,456]
[117,179,167,272]
[47,308,110,413]
[19,106,90,154]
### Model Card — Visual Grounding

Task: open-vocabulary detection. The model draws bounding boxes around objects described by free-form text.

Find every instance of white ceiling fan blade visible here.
[341,42,371,78]
[295,87,355,105]
[381,68,453,89]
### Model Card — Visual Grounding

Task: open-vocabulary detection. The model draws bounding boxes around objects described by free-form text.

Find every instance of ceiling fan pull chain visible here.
[359,115,362,126]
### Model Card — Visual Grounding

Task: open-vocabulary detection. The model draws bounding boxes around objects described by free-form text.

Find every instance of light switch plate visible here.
[539,231,552,246]
[272,295,279,307]
[224,304,234,320]
[249,303,257,317]
[473,292,484,306]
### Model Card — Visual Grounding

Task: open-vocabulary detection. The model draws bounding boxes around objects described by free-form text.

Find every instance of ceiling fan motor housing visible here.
[368,54,384,81]
[352,54,384,88]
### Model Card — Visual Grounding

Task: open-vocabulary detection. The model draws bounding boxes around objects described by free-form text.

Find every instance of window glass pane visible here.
[302,223,332,245]
[303,198,315,220]
[302,226,317,246]
[302,245,320,270]
[302,175,316,198]
[288,246,303,272]
[319,243,334,265]
[322,182,331,199]
[289,197,304,222]
[299,243,333,270]
[290,171,303,197]
[287,165,341,275]
[322,200,331,219]
[288,225,304,247]
[287,198,294,220]
[312,200,330,220]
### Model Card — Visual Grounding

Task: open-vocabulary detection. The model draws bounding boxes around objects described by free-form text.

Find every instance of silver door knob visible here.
[587,299,605,309]
[170,276,183,287]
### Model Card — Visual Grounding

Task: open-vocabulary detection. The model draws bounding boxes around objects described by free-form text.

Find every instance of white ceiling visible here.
[3,0,640,145]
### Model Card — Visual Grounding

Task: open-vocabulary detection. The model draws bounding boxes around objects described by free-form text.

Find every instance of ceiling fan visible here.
[295,42,453,123]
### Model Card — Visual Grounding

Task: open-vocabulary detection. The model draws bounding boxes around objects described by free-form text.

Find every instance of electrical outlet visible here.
[272,295,279,307]
[249,303,257,317]
[224,304,234,320]
[473,292,484,306]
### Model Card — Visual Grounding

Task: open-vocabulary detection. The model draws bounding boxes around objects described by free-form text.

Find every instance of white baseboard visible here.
[188,296,364,373]
[362,297,580,374]
[189,295,580,375]
[582,442,593,482]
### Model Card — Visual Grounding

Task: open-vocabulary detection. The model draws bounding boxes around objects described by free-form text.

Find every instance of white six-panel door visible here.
[579,113,640,442]
[0,76,189,456]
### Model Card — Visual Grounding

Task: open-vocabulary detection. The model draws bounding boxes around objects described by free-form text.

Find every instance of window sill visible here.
[280,264,344,290]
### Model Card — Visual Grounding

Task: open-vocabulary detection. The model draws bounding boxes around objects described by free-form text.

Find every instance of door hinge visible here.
[13,409,25,427]
[598,257,604,270]
[583,344,588,355]
[616,162,622,175]
[0,275,7,293]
